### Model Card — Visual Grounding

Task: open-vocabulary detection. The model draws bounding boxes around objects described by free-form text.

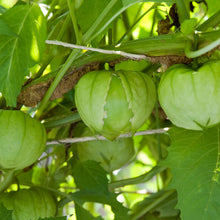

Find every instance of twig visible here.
[46,40,147,60]
[46,127,170,145]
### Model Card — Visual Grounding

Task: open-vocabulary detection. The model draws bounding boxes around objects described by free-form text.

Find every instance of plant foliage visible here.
[0,0,219,220]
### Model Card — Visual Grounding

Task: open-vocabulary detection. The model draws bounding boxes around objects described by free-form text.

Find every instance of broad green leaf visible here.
[161,126,220,220]
[0,0,17,9]
[71,159,109,195]
[70,159,129,219]
[75,203,104,220]
[0,203,13,220]
[72,191,129,220]
[0,19,16,36]
[0,4,47,106]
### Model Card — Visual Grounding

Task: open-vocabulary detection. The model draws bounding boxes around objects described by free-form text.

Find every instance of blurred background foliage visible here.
[0,0,219,219]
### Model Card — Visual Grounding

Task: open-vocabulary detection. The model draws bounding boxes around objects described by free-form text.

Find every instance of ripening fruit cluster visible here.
[73,60,219,172]
[75,59,220,135]
[0,59,220,219]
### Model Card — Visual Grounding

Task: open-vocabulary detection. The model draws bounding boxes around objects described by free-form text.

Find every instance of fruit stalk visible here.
[0,170,15,193]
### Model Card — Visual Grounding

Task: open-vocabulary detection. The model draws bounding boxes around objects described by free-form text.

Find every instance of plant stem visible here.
[43,112,81,129]
[150,7,158,37]
[117,4,156,44]
[67,0,81,43]
[155,101,162,162]
[130,189,176,220]
[0,170,15,192]
[197,10,220,31]
[45,1,56,19]
[34,15,71,79]
[122,10,130,33]
[109,166,167,190]
[176,0,190,23]
[185,36,220,58]
[35,49,80,119]
[82,0,118,43]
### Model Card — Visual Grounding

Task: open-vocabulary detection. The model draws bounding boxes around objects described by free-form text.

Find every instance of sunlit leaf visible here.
[0,4,47,106]
[77,0,175,42]
[162,126,220,220]
[0,19,15,36]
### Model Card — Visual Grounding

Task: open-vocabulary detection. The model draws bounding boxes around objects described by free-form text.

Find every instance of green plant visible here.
[0,187,57,220]
[75,70,156,140]
[0,0,220,220]
[158,60,220,130]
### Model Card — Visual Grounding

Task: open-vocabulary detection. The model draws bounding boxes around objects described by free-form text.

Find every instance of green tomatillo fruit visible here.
[75,70,156,140]
[0,187,56,220]
[158,60,220,130]
[75,124,135,172]
[0,110,46,171]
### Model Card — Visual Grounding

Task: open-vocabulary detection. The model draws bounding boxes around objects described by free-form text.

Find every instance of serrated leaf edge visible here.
[202,127,220,220]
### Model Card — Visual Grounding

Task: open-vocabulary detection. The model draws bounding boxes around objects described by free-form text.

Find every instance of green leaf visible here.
[130,190,179,220]
[0,4,47,106]
[71,159,109,195]
[75,203,104,220]
[206,0,220,16]
[0,19,16,36]
[161,126,220,220]
[181,18,197,37]
[70,159,129,219]
[72,191,129,220]
[176,0,190,23]
[0,203,13,220]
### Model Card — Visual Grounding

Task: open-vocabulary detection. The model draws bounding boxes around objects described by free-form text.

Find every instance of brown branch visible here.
[17,46,220,107]
[17,62,100,107]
